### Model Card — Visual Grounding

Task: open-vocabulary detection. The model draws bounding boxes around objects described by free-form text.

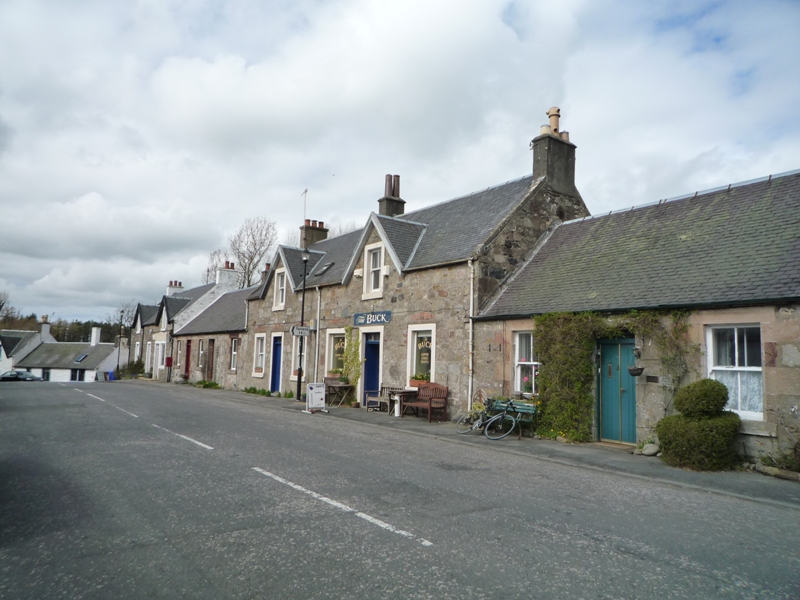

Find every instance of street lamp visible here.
[116,309,124,379]
[296,249,310,402]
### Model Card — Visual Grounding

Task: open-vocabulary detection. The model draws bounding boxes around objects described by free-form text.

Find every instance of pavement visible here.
[197,388,800,512]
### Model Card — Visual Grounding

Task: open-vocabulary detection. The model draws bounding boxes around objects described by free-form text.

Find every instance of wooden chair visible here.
[365,384,404,412]
[400,382,448,423]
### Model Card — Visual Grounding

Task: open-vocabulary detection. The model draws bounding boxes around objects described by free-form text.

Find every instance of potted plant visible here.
[409,372,430,387]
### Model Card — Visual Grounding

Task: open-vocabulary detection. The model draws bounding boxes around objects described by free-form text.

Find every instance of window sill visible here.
[361,291,383,301]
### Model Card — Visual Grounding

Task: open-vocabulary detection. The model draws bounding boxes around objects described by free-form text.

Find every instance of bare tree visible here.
[228,216,277,288]
[281,227,300,248]
[0,291,8,314]
[201,249,229,284]
[327,221,360,238]
[105,300,137,329]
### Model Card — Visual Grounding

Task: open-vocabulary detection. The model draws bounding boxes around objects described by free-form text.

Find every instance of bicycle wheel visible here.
[455,414,476,434]
[484,413,516,440]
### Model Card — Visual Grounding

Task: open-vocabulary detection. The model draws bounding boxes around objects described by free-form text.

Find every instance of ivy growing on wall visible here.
[533,310,699,442]
[341,325,362,390]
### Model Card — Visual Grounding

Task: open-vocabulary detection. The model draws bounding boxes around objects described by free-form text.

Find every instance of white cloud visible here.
[0,0,798,320]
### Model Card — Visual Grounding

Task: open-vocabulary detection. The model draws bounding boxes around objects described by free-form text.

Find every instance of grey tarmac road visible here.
[1,380,798,599]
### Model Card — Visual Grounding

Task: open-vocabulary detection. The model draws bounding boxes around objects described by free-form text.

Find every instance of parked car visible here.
[0,370,43,381]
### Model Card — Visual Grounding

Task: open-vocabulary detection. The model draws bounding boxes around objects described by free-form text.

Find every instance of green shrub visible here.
[244,387,258,394]
[285,390,294,398]
[656,412,741,470]
[674,378,729,418]
[201,380,220,389]
[257,388,268,396]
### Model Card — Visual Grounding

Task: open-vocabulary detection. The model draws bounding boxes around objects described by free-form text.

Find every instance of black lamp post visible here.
[116,309,124,378]
[296,250,310,402]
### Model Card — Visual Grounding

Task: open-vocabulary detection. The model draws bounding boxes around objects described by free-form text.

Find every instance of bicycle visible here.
[455,397,517,440]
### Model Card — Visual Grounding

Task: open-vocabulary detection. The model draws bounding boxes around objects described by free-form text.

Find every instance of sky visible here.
[1,0,799,322]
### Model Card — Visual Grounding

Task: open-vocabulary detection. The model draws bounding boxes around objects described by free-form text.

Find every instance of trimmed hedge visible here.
[656,412,741,470]
[674,378,729,418]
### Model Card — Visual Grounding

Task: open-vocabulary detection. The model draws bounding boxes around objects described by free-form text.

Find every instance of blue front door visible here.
[363,334,381,403]
[270,336,282,393]
[599,339,637,443]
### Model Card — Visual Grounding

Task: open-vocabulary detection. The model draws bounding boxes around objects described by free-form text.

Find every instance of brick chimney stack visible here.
[167,280,184,297]
[300,219,329,248]
[378,174,406,217]
[531,107,582,200]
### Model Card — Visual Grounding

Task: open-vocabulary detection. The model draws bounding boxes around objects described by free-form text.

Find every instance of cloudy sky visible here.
[1,0,799,322]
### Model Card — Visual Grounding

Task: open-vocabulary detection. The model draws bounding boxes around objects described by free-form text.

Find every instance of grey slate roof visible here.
[479,170,800,318]
[401,175,536,269]
[138,304,159,327]
[175,286,259,336]
[0,330,37,357]
[253,174,540,301]
[16,342,116,370]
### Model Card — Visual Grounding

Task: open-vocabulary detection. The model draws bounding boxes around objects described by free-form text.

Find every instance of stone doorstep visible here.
[754,462,800,482]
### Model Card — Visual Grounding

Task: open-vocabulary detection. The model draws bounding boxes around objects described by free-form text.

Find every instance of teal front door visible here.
[598,339,637,443]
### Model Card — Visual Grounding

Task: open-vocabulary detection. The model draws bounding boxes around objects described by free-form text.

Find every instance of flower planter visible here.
[628,366,645,376]
[409,379,428,388]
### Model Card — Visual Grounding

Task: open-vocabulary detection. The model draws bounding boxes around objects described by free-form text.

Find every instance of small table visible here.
[326,383,354,407]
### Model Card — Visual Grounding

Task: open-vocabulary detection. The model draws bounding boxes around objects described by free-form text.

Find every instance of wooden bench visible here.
[364,384,404,413]
[400,382,448,423]
[490,397,538,438]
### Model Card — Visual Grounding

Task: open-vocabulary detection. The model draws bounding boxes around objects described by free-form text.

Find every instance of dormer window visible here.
[273,269,286,310]
[362,242,384,300]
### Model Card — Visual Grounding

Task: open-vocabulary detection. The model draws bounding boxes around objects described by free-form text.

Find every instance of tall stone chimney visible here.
[216,261,238,289]
[378,174,406,217]
[531,107,582,199]
[300,220,329,248]
[166,280,184,297]
[39,315,53,341]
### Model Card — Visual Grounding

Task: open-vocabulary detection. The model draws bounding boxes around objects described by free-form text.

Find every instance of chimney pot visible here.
[318,221,324,228]
[230,262,234,270]
[311,220,318,228]
[384,174,393,197]
[547,106,561,133]
[265,263,271,271]
[560,131,570,142]
[392,174,400,198]
[304,218,311,226]
[540,125,552,136]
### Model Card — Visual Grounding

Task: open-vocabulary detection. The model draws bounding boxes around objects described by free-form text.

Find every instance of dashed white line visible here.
[87,394,105,402]
[113,405,138,418]
[252,467,433,547]
[152,424,214,450]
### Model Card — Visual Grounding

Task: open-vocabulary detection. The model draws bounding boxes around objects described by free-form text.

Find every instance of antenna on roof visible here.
[301,189,308,223]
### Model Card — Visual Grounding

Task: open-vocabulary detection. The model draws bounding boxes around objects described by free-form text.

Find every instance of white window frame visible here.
[135,341,141,361]
[273,269,286,310]
[327,328,346,373]
[290,335,308,382]
[362,242,385,300]
[269,332,284,391]
[706,324,763,420]
[514,332,539,396]
[155,342,166,371]
[136,316,141,334]
[252,333,266,377]
[160,312,167,332]
[230,338,239,371]
[406,324,435,382]
[145,342,152,373]
[176,341,182,367]
[198,339,205,368]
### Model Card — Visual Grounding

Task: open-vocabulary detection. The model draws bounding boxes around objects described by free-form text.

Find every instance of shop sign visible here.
[354,311,392,326]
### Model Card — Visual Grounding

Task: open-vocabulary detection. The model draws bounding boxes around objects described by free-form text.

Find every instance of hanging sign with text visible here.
[353,311,392,326]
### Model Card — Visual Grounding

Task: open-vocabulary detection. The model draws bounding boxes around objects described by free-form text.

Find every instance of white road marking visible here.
[87,394,105,402]
[252,467,433,547]
[152,424,214,450]
[113,405,139,418]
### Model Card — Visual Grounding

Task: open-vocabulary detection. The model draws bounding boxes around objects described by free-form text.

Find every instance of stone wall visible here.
[475,183,588,303]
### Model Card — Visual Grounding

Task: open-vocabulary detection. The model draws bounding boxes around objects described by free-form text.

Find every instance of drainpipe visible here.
[468,259,475,411]
[314,287,321,382]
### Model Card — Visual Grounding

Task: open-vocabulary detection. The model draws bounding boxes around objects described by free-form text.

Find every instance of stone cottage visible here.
[475,169,800,458]
[172,285,257,387]
[237,108,589,414]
